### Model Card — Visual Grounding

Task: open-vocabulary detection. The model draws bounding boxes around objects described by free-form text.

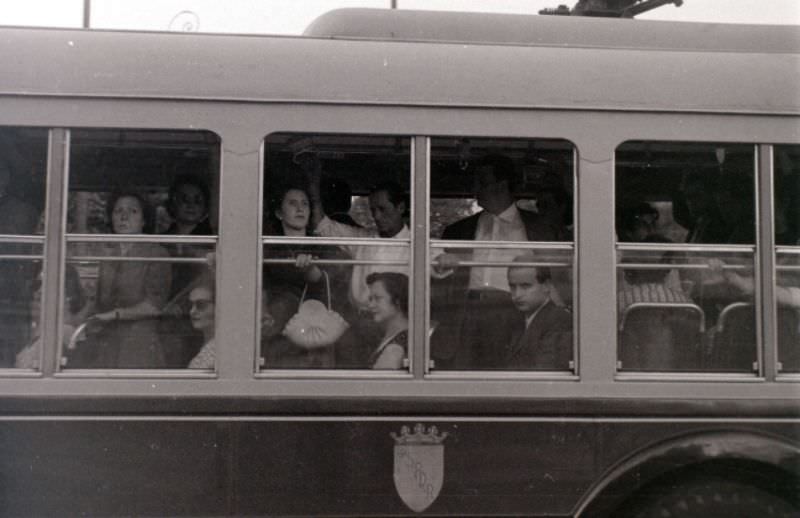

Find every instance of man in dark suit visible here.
[505,257,572,370]
[430,154,563,369]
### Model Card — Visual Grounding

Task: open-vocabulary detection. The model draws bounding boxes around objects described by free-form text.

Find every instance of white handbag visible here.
[283,271,349,349]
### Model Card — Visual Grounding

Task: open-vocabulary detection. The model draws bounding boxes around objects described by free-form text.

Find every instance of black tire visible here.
[622,476,798,518]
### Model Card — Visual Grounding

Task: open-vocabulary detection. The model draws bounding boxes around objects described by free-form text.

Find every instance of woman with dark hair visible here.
[164,174,214,298]
[366,271,408,369]
[262,183,350,368]
[160,176,214,366]
[91,192,171,368]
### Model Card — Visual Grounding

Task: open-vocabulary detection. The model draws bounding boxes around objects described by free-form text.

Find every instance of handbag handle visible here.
[298,269,332,310]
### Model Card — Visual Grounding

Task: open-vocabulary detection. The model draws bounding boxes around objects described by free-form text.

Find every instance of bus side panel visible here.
[0,420,797,516]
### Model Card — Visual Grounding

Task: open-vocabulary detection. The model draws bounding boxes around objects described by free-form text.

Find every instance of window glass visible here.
[261,134,411,371]
[616,142,757,373]
[429,138,575,372]
[775,145,800,374]
[0,127,47,369]
[63,129,220,370]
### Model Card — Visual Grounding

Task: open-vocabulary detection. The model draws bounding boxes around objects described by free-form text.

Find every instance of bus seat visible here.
[618,302,705,371]
[712,302,757,372]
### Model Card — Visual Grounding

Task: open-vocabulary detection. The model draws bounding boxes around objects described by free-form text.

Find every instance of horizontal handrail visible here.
[0,235,45,244]
[67,234,217,244]
[264,236,409,247]
[618,263,750,270]
[67,256,209,264]
[0,255,43,261]
[617,243,755,253]
[431,240,573,250]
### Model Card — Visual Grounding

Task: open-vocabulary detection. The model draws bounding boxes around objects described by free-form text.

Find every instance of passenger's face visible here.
[368,280,399,325]
[189,286,215,334]
[369,190,405,238]
[277,189,310,232]
[508,267,549,314]
[174,184,207,226]
[474,167,506,208]
[112,196,145,234]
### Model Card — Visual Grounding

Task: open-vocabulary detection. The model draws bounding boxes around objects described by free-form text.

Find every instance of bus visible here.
[0,7,797,516]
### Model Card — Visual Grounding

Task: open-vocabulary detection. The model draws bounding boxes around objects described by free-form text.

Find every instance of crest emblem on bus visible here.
[391,423,448,513]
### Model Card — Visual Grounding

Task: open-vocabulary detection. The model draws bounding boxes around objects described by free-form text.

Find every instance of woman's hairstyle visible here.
[366,271,409,316]
[266,181,312,236]
[106,191,156,234]
[167,174,210,218]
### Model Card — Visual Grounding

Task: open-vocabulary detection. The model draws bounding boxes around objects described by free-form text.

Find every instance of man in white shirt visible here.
[431,154,563,369]
[307,158,410,366]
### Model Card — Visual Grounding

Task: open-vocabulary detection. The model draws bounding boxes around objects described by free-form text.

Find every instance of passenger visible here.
[715,168,755,244]
[264,183,349,366]
[305,157,410,367]
[431,153,562,369]
[618,202,659,242]
[708,259,800,310]
[505,255,572,370]
[366,272,408,370]
[675,169,728,244]
[163,174,214,298]
[187,276,215,369]
[15,265,89,369]
[91,192,171,368]
[159,175,214,367]
[0,161,39,366]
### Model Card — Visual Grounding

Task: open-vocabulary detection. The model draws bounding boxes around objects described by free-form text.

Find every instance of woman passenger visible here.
[92,192,171,368]
[187,277,215,369]
[366,272,408,369]
[164,174,213,298]
[262,183,350,367]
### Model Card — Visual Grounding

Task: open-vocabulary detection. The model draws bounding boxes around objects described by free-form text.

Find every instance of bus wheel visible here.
[622,477,797,518]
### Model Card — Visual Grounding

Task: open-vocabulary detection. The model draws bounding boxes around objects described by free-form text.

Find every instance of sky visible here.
[1,0,798,33]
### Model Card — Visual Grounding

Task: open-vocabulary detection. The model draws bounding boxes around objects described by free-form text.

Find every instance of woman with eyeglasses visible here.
[187,276,216,369]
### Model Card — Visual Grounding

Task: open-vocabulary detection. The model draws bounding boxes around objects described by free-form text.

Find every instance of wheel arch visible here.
[574,429,800,518]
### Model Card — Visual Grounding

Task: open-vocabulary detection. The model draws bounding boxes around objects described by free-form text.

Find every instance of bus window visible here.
[429,138,575,372]
[0,127,47,369]
[261,134,411,371]
[775,145,800,374]
[62,129,220,370]
[615,142,757,373]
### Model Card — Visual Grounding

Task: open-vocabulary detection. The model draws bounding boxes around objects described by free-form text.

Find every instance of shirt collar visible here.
[488,203,521,224]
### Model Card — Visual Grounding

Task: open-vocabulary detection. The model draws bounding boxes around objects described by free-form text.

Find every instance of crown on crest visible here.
[391,423,448,445]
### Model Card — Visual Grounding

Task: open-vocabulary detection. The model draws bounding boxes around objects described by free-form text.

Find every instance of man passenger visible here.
[305,156,409,366]
[431,154,563,369]
[505,255,572,370]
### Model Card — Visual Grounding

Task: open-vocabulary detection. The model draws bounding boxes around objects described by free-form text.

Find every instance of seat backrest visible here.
[619,302,705,371]
[712,302,757,372]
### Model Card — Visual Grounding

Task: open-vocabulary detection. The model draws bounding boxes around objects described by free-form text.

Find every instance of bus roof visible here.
[0,10,798,116]
[305,8,800,54]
